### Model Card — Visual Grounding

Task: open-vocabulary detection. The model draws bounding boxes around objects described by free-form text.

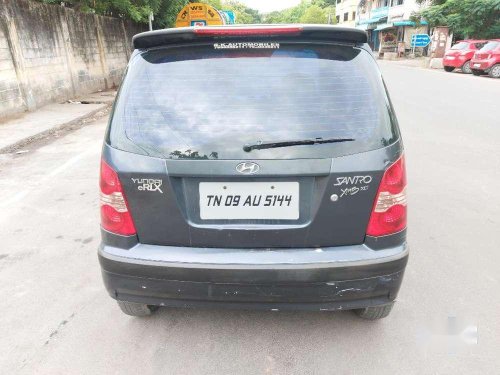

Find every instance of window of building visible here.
[343,12,348,21]
[352,11,356,21]
[336,15,340,23]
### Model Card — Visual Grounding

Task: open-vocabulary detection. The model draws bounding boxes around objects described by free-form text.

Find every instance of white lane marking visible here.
[0,148,98,209]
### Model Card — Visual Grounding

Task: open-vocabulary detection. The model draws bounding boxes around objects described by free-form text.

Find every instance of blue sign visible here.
[221,10,236,25]
[411,34,431,47]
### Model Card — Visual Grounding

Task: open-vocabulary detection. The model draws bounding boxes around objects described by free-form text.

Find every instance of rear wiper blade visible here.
[243,137,355,152]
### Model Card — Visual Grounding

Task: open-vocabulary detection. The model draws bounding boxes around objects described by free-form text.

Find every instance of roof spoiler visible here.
[133,25,368,50]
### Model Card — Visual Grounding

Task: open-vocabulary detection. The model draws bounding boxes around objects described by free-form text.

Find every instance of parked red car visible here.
[470,40,500,78]
[443,40,487,74]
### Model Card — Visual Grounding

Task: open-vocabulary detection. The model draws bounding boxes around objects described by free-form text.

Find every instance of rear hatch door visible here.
[108,35,399,248]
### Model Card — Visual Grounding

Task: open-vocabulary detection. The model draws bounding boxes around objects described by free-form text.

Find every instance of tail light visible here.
[475,53,488,60]
[194,26,302,36]
[366,155,407,237]
[100,160,136,236]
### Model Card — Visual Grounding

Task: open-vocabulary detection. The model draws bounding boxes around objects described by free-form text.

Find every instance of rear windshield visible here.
[109,43,397,160]
[451,42,469,50]
[480,41,499,51]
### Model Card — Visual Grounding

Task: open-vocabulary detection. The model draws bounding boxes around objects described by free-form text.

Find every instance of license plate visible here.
[474,63,481,68]
[199,182,299,220]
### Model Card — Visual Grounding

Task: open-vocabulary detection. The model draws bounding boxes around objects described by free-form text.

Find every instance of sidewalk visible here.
[378,57,428,68]
[0,90,116,154]
[378,57,444,70]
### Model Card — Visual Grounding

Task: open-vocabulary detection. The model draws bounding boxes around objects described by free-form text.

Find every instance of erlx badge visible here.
[131,178,163,193]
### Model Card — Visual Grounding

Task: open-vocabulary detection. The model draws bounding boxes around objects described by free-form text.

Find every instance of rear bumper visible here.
[443,56,467,68]
[470,59,496,72]
[99,240,409,311]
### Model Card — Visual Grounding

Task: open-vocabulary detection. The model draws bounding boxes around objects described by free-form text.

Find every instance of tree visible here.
[262,0,334,24]
[155,0,187,28]
[36,0,262,27]
[37,0,177,24]
[415,0,500,39]
[202,0,223,9]
[299,5,327,24]
[300,5,328,23]
[222,1,262,24]
[35,0,338,27]
[416,0,447,5]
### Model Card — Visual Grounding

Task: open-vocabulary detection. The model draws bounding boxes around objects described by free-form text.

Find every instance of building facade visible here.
[335,0,359,27]
[356,0,429,54]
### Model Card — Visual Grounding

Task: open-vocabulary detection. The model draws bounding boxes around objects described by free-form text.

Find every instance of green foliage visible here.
[263,0,334,24]
[299,5,327,24]
[38,0,170,23]
[36,0,337,27]
[202,0,223,9]
[222,1,262,24]
[416,0,447,5]
[416,0,500,39]
[155,0,186,28]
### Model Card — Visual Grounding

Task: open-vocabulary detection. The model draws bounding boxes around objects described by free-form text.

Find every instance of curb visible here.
[0,103,112,154]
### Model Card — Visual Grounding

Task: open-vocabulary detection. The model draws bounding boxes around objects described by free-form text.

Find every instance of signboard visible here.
[411,34,431,48]
[381,30,397,51]
[175,3,225,28]
[430,27,449,58]
[371,6,389,19]
[220,10,236,24]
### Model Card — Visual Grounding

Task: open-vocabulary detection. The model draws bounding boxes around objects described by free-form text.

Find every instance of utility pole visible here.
[148,12,154,31]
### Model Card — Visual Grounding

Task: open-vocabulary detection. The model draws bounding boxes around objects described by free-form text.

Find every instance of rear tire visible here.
[354,302,394,320]
[444,66,455,72]
[461,61,472,74]
[471,69,483,76]
[489,64,500,78]
[117,301,158,317]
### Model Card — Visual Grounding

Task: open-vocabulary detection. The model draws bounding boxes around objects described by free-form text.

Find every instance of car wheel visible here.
[461,61,472,74]
[354,302,394,320]
[117,300,158,316]
[471,69,483,76]
[489,64,500,78]
[444,66,455,72]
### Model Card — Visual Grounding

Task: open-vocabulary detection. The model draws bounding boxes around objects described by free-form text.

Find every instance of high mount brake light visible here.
[366,155,407,237]
[194,26,303,36]
[100,160,136,236]
[132,25,367,49]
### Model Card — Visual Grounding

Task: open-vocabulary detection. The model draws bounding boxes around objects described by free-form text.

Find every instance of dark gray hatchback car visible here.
[99,25,408,320]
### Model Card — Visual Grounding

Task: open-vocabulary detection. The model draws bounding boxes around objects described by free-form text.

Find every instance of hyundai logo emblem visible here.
[236,162,260,175]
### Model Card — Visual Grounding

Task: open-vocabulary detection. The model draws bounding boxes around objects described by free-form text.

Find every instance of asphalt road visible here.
[0,63,499,375]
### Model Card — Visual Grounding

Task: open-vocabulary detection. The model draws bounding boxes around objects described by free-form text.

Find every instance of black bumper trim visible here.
[99,251,408,283]
[99,241,408,309]
[102,269,404,310]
